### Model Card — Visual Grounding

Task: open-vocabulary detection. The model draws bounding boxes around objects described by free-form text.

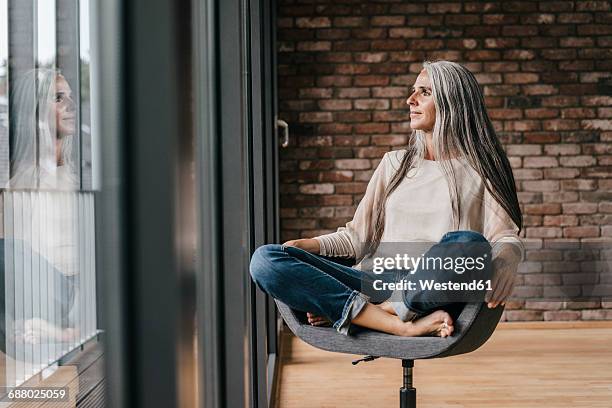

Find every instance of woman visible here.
[250,61,524,338]
[1,69,80,355]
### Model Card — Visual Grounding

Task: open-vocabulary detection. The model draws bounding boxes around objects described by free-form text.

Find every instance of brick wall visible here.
[276,0,612,321]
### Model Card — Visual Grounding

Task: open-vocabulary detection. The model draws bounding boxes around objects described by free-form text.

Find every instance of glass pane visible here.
[1,0,101,405]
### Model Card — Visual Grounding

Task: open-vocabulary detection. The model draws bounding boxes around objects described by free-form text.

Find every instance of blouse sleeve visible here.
[313,152,390,264]
[483,185,525,263]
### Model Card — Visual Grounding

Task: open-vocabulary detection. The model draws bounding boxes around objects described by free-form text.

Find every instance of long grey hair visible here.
[8,68,77,189]
[365,60,522,258]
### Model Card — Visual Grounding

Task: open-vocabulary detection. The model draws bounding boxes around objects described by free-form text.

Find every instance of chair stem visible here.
[400,359,416,408]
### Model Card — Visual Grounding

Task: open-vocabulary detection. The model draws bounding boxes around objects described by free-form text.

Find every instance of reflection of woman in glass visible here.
[8,68,78,190]
[1,69,79,353]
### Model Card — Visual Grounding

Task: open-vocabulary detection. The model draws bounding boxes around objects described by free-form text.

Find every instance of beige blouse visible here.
[313,149,524,270]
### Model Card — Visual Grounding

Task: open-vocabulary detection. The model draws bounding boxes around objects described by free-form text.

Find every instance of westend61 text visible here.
[373,279,493,292]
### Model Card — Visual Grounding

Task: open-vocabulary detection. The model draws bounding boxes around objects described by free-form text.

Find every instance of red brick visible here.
[318,99,351,111]
[354,75,389,87]
[504,310,544,321]
[427,3,462,13]
[334,182,367,194]
[562,203,599,214]
[298,135,333,147]
[543,215,579,226]
[409,39,444,50]
[445,14,481,25]
[564,226,600,238]
[514,169,543,180]
[523,157,559,168]
[318,170,353,182]
[543,119,580,131]
[298,183,334,195]
[371,135,408,146]
[351,123,387,135]
[296,17,330,28]
[485,38,520,49]
[333,135,369,146]
[352,52,386,64]
[297,41,331,52]
[522,85,558,96]
[298,160,333,171]
[319,195,352,206]
[355,146,389,159]
[317,76,351,87]
[543,191,579,203]
[484,61,519,72]
[504,73,539,84]
[559,60,595,71]
[317,123,351,134]
[523,180,560,192]
[300,112,332,123]
[483,14,519,25]
[407,15,444,26]
[526,227,562,238]
[544,168,582,179]
[352,28,386,40]
[370,16,405,27]
[354,99,389,110]
[561,156,597,167]
[388,28,425,39]
[335,111,371,123]
[389,4,426,13]
[465,50,500,61]
[475,73,503,85]
[371,111,409,122]
[282,218,317,230]
[335,64,370,75]
[332,17,367,27]
[371,39,407,51]
[525,203,561,215]
[544,311,582,321]
[506,144,541,156]
[299,88,332,99]
[334,159,371,170]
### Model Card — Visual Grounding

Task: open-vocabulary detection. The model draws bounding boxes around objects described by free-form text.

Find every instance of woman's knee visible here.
[441,230,489,244]
[249,244,286,290]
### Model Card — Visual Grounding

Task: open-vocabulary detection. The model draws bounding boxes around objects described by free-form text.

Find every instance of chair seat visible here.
[275,300,504,360]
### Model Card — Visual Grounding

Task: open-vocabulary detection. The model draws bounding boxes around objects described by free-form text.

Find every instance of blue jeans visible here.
[249,230,491,335]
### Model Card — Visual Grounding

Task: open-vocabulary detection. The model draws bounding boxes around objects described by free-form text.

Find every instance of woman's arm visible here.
[482,186,525,307]
[285,152,391,261]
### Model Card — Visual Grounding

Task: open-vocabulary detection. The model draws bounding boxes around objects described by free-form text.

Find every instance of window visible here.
[0,0,99,388]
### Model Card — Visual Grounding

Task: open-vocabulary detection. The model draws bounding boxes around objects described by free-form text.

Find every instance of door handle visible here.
[276,119,289,148]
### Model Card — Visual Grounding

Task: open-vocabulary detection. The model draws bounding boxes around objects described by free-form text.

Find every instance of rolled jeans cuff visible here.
[391,298,418,322]
[334,290,369,336]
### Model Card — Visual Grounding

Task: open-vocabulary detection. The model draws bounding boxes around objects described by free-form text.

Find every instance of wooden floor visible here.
[274,322,612,408]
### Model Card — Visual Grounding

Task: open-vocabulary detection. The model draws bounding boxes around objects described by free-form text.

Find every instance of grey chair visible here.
[274,256,504,408]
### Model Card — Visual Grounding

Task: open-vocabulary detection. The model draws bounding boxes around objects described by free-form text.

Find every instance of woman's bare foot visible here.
[308,301,398,326]
[394,310,454,338]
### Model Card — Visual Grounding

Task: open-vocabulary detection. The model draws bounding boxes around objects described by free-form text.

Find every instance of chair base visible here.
[400,360,416,408]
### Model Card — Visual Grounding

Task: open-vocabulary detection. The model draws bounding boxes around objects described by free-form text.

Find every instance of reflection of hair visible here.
[366,60,522,258]
[8,68,77,189]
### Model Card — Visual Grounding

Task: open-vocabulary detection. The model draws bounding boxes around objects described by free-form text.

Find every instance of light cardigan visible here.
[313,149,525,270]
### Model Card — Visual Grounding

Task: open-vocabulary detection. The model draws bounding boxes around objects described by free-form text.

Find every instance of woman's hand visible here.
[486,244,521,308]
[282,238,321,254]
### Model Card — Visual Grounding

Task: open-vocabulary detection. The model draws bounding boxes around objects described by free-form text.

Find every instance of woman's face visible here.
[52,75,76,137]
[406,70,436,132]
